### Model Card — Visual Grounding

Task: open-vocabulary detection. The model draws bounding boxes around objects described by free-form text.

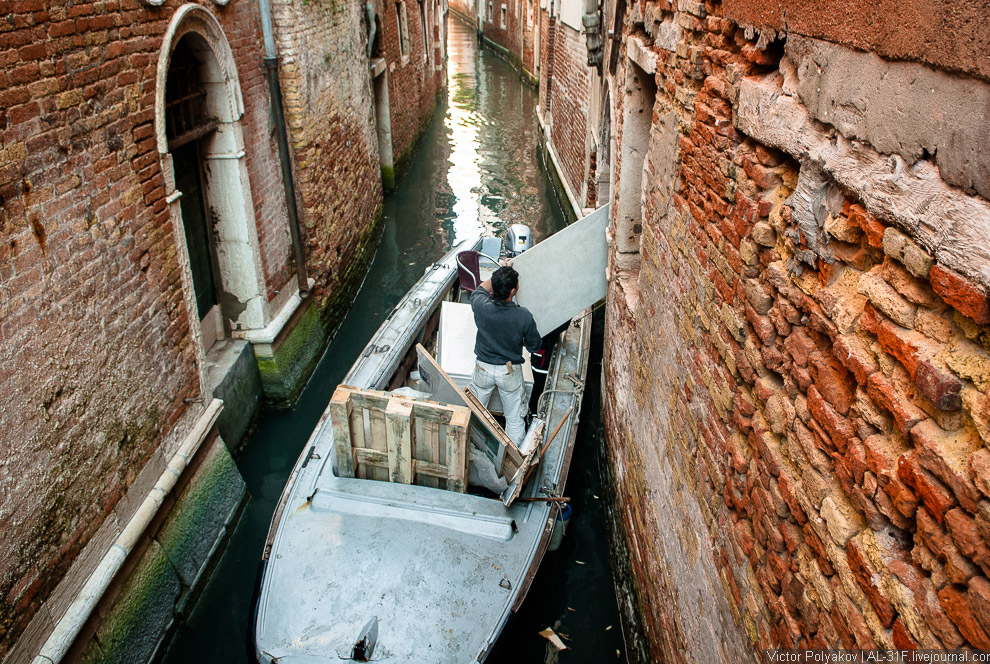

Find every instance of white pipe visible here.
[33,399,224,664]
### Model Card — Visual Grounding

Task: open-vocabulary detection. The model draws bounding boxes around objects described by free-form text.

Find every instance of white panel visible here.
[559,0,583,30]
[513,204,608,335]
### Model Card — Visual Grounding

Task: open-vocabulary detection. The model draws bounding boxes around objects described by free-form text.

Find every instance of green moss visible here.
[92,541,181,664]
[157,442,246,593]
[256,302,328,408]
[380,164,396,191]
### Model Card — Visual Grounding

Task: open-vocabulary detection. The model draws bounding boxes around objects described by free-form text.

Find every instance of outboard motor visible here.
[505,224,532,257]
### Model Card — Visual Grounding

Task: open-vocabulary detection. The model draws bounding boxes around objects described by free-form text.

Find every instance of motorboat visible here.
[253,231,592,663]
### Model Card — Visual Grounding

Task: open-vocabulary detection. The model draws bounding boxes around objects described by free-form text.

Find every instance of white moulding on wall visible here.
[232,277,316,349]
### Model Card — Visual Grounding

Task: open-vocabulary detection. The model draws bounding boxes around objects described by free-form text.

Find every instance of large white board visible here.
[513,204,609,336]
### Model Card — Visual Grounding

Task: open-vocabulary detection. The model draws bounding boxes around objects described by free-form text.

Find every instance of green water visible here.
[162,15,624,664]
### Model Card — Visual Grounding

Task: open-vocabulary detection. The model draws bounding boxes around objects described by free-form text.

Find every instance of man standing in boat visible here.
[468,265,541,446]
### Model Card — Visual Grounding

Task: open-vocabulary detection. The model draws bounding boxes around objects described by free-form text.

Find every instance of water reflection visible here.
[444,22,562,245]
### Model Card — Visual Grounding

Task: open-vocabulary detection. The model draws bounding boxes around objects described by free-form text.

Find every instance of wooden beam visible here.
[445,409,470,492]
[385,399,413,484]
[329,386,356,478]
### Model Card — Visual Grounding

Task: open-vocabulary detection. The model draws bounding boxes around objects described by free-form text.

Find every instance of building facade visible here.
[449,0,538,82]
[589,0,990,660]
[0,0,443,660]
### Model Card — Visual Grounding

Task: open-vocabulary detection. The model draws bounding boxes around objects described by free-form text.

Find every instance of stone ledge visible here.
[231,277,316,350]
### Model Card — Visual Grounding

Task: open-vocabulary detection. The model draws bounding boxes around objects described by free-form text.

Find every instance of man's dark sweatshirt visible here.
[470,288,542,365]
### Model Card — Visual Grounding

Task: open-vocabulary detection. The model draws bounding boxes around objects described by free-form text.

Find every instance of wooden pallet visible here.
[329,386,471,492]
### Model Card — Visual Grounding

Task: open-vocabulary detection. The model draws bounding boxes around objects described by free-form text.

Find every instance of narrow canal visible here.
[163,15,625,663]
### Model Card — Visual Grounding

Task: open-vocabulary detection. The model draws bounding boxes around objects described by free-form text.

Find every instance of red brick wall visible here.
[537,8,552,113]
[601,0,990,660]
[722,0,990,82]
[0,0,391,655]
[543,19,590,206]
[269,0,386,306]
[449,0,477,21]
[521,0,536,74]
[376,0,444,167]
[0,0,267,655]
[481,0,519,58]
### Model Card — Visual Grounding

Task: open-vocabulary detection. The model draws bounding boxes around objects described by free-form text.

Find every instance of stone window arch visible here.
[155,4,267,356]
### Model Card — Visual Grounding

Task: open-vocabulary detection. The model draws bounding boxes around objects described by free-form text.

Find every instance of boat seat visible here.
[456,250,499,292]
[312,478,516,541]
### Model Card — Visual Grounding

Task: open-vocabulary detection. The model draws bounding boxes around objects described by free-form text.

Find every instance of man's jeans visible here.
[469,360,527,446]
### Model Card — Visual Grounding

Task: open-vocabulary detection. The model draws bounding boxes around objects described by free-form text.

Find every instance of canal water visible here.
[162,15,625,664]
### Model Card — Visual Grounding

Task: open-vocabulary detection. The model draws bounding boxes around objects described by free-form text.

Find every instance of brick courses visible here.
[0,0,438,657]
[372,0,444,174]
[543,20,589,203]
[596,0,990,660]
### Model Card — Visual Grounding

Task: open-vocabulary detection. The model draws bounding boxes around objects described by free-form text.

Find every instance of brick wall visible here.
[600,0,990,660]
[520,0,536,74]
[540,16,590,206]
[269,0,385,308]
[449,0,476,21]
[374,0,444,171]
[0,0,281,655]
[537,7,551,114]
[0,0,398,656]
[480,0,519,59]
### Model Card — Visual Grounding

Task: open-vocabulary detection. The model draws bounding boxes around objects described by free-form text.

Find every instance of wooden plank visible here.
[445,409,470,492]
[385,399,413,484]
[411,460,451,478]
[350,405,369,479]
[415,344,522,480]
[329,386,355,478]
[368,402,389,482]
[421,417,440,488]
[349,391,391,410]
[408,406,455,425]
[354,448,389,465]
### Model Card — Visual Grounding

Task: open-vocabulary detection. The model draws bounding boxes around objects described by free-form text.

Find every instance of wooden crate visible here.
[329,386,471,492]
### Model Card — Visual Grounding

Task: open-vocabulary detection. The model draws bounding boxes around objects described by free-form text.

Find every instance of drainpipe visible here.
[365,3,376,58]
[259,0,310,297]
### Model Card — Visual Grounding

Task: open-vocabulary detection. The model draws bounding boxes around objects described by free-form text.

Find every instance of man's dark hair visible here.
[491,266,519,301]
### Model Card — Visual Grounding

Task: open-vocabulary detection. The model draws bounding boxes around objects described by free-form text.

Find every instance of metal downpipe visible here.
[258,0,310,297]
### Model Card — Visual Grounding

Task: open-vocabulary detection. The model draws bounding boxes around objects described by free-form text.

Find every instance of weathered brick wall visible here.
[0,0,285,655]
[601,0,990,660]
[270,0,385,309]
[0,0,396,656]
[540,17,590,205]
[448,0,476,21]
[481,0,520,60]
[537,7,551,114]
[521,0,535,75]
[373,0,443,171]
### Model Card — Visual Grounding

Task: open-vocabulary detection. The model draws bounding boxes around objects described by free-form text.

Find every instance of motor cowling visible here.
[505,224,532,257]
